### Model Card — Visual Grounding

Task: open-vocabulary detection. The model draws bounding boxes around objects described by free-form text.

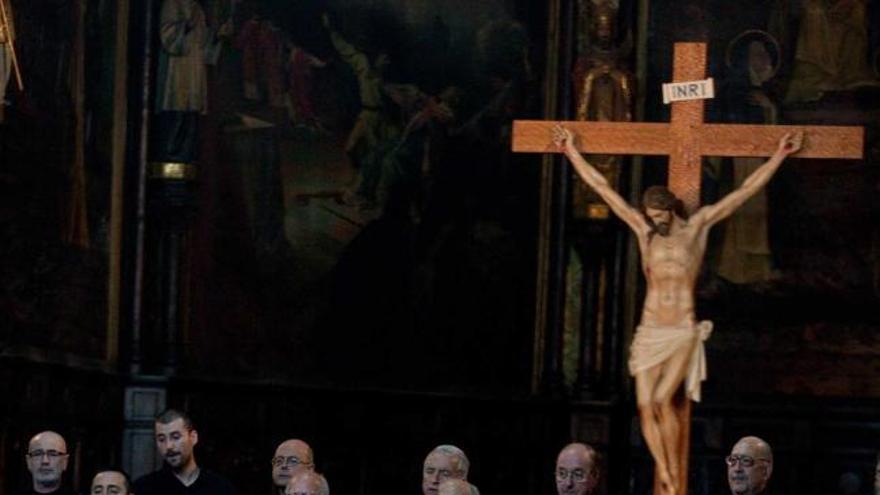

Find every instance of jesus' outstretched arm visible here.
[552,124,649,235]
[693,131,803,228]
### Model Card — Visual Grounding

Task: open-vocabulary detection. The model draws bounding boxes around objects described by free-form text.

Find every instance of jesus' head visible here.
[641,185,687,236]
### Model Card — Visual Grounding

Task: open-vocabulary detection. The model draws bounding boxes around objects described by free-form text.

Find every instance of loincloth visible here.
[628,321,713,402]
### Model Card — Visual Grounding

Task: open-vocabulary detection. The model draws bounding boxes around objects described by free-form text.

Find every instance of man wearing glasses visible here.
[555,443,600,495]
[134,409,236,495]
[19,431,75,495]
[726,436,773,495]
[272,439,315,495]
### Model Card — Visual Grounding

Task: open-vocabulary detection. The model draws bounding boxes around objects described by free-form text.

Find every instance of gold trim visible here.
[587,204,610,219]
[149,162,198,180]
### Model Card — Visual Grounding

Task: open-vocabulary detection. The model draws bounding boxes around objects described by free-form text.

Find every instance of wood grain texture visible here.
[512,120,672,154]
[699,124,864,158]
[669,43,708,211]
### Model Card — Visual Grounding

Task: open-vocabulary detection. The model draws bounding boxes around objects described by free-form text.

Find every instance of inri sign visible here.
[662,78,714,104]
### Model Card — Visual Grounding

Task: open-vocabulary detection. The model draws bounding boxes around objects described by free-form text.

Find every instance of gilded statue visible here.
[571,0,633,219]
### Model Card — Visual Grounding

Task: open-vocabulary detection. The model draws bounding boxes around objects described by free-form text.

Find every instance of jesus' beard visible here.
[646,217,671,237]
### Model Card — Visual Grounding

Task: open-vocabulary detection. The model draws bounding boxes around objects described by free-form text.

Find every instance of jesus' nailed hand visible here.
[551,124,802,495]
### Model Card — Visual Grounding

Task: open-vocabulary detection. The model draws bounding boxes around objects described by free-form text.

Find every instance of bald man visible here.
[90,470,132,495]
[555,443,599,495]
[285,471,328,495]
[726,436,773,495]
[18,431,75,495]
[272,439,315,495]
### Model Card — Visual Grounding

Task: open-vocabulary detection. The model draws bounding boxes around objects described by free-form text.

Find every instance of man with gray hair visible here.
[285,471,329,495]
[422,445,470,495]
[16,431,76,495]
[726,436,773,495]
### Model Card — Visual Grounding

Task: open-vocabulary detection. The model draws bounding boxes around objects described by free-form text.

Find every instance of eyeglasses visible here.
[556,468,589,482]
[272,456,311,468]
[725,455,768,468]
[27,450,68,460]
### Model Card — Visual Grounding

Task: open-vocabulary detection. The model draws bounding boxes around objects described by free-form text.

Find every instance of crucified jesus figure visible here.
[552,124,803,495]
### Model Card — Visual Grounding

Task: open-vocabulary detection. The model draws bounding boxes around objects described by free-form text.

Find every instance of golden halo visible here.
[725,29,781,78]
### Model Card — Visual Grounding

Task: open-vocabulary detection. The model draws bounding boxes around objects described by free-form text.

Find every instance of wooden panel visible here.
[699,124,864,159]
[511,120,672,154]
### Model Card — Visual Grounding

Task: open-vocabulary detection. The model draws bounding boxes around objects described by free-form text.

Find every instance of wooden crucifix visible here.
[514,42,863,211]
[513,42,863,495]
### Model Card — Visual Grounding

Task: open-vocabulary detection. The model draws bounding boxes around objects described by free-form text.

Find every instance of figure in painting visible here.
[286,42,327,131]
[322,12,391,209]
[380,83,458,218]
[785,0,879,103]
[552,125,803,495]
[237,9,285,107]
[155,0,209,163]
[203,0,236,66]
[715,30,781,285]
[570,0,634,219]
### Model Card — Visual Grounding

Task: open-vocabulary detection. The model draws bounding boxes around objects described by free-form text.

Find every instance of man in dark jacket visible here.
[17,431,76,495]
[134,409,236,495]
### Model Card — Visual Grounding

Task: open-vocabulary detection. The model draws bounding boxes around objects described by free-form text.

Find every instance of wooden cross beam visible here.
[512,42,864,211]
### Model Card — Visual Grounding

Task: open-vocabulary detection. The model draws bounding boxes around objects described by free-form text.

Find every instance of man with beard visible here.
[555,443,599,495]
[726,436,772,495]
[553,125,802,495]
[422,445,469,495]
[134,409,236,495]
[17,431,76,495]
[272,439,315,495]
